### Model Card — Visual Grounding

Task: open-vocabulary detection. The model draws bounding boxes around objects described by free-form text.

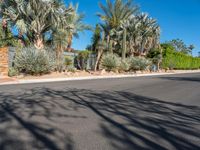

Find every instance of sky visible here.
[65,0,200,56]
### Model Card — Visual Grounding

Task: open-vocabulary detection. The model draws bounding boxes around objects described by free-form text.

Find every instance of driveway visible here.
[0,73,200,150]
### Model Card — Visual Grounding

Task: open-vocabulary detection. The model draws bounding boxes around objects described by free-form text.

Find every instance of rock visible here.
[161,69,166,73]
[17,73,25,79]
[136,71,142,74]
[65,72,72,76]
[100,69,106,75]
[73,72,79,76]
[109,71,115,75]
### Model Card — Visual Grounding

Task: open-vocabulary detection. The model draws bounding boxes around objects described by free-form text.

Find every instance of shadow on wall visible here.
[0,88,200,150]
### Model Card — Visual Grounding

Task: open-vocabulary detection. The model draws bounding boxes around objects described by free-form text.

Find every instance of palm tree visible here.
[136,13,160,55]
[53,29,69,59]
[0,0,74,49]
[91,24,101,52]
[98,0,138,53]
[65,3,91,51]
[121,13,160,56]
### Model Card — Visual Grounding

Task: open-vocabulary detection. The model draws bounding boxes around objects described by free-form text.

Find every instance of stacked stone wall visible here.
[0,47,8,76]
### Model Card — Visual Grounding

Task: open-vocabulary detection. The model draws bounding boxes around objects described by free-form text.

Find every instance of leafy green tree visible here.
[167,39,194,55]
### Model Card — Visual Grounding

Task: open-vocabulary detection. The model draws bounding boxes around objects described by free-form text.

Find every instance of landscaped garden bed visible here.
[0,0,199,79]
[9,69,190,80]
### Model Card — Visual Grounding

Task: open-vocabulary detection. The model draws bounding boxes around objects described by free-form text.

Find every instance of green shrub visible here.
[64,56,73,67]
[118,59,130,72]
[162,49,200,70]
[129,57,151,71]
[101,53,120,71]
[14,47,56,75]
[8,67,19,77]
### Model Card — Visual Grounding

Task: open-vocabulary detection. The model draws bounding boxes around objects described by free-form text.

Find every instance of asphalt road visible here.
[0,73,200,150]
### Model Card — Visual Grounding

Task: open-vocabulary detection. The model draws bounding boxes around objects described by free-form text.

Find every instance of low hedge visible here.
[162,50,200,70]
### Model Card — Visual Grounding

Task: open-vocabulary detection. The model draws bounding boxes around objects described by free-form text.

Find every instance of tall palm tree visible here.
[98,0,138,53]
[136,13,160,55]
[120,15,140,56]
[65,3,91,51]
[53,29,69,59]
[121,13,160,56]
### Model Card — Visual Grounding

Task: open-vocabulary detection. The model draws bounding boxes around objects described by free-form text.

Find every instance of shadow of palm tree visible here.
[0,87,199,150]
[0,88,78,150]
[48,88,200,150]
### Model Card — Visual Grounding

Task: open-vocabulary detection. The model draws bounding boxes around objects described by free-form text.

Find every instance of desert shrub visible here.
[101,53,120,71]
[8,67,19,77]
[118,59,130,72]
[67,66,77,73]
[56,58,65,72]
[14,47,56,75]
[129,57,151,71]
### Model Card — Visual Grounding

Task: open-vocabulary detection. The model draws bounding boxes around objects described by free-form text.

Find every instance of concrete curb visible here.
[1,70,200,86]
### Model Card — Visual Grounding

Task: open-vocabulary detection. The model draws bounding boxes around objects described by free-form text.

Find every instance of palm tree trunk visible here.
[34,34,44,49]
[109,39,113,54]
[94,48,103,71]
[67,34,73,51]
[140,40,145,56]
[107,35,113,54]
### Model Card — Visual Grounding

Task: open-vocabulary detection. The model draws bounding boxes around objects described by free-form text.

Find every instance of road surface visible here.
[0,73,200,150]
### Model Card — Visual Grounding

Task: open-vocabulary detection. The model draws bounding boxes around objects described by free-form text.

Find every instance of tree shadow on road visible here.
[0,87,200,150]
[160,76,200,83]
[0,88,78,150]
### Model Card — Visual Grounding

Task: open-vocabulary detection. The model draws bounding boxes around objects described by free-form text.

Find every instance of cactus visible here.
[122,28,127,60]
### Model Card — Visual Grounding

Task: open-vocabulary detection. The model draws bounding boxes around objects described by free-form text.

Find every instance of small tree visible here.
[147,49,162,70]
[76,50,90,70]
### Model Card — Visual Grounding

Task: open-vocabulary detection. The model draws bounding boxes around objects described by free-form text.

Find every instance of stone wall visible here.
[0,47,8,76]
